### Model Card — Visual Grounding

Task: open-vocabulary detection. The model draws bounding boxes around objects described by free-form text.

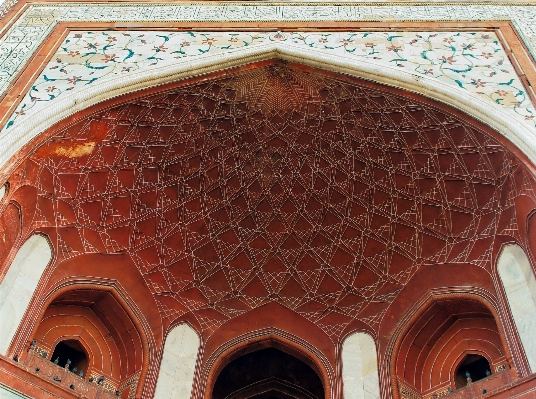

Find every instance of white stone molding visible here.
[0,234,52,355]
[1,4,536,99]
[497,244,536,373]
[1,43,535,171]
[0,383,29,399]
[154,323,200,399]
[342,332,380,399]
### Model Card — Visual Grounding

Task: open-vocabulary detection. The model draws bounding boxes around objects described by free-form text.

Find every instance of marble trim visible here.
[1,42,534,170]
[2,3,536,98]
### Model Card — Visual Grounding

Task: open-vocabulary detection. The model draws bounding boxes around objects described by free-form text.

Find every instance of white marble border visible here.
[2,43,534,169]
[1,3,536,97]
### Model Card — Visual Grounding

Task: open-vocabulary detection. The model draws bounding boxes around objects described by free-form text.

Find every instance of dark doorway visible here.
[51,339,89,375]
[212,347,324,399]
[455,354,491,389]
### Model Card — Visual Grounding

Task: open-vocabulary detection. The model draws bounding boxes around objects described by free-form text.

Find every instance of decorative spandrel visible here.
[11,62,535,340]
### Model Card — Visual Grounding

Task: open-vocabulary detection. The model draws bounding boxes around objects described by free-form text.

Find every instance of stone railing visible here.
[423,368,512,399]
[23,348,118,399]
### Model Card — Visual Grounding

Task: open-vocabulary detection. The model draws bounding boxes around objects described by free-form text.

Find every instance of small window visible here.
[51,340,89,375]
[455,354,491,389]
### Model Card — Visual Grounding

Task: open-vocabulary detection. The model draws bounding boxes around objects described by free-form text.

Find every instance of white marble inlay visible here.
[0,234,52,355]
[342,332,380,399]
[1,4,536,99]
[154,323,199,399]
[497,243,536,373]
[5,30,534,133]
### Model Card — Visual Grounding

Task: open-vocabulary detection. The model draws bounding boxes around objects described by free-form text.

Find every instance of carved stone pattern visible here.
[0,4,536,97]
[399,380,422,399]
[6,30,533,133]
[10,63,535,341]
[24,350,117,399]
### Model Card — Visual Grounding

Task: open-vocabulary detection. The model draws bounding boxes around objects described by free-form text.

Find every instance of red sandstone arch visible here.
[202,329,332,399]
[388,293,511,399]
[12,277,161,399]
[1,59,536,398]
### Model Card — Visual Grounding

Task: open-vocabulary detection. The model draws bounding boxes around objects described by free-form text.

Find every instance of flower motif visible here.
[153,45,168,52]
[471,79,486,88]
[340,38,353,47]
[122,67,132,72]
[74,33,82,38]
[387,45,402,51]
[318,37,328,44]
[424,69,434,75]
[106,36,117,43]
[496,90,508,97]
[525,115,535,120]
[181,41,191,47]
[46,86,56,92]
[229,37,239,43]
[102,54,118,63]
[439,55,456,64]
[365,43,375,48]
[462,43,474,50]
[68,51,80,57]
[15,109,25,116]
[481,52,493,59]
[56,58,62,63]
[202,38,216,45]
[443,38,455,44]
[67,76,81,85]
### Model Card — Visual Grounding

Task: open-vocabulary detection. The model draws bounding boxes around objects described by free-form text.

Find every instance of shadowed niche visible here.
[212,347,324,399]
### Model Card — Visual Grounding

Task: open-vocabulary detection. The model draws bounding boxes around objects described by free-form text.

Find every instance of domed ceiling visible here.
[8,60,532,341]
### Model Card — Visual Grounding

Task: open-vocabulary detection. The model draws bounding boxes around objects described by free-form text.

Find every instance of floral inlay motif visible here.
[4,30,534,131]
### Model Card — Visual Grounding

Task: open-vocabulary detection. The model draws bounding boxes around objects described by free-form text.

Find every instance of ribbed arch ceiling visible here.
[4,60,535,341]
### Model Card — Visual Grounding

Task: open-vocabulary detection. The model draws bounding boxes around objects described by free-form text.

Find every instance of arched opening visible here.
[497,244,536,372]
[454,354,491,389]
[0,234,52,355]
[50,339,89,376]
[395,297,509,397]
[341,332,380,399]
[2,58,536,398]
[27,288,145,398]
[212,347,324,399]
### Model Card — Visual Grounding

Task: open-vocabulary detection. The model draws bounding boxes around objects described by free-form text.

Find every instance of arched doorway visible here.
[212,347,324,399]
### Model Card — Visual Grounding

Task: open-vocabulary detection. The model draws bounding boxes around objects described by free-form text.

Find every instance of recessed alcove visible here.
[50,339,89,375]
[212,347,324,399]
[31,289,145,397]
[454,354,491,389]
[396,298,509,396]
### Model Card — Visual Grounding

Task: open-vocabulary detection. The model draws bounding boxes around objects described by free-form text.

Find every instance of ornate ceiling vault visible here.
[6,60,534,346]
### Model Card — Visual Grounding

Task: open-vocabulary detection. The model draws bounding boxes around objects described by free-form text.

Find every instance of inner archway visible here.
[212,347,324,399]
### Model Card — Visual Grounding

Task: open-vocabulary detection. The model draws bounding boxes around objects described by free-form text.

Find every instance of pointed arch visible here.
[342,332,380,399]
[1,43,535,172]
[497,243,536,372]
[154,323,201,399]
[0,234,52,355]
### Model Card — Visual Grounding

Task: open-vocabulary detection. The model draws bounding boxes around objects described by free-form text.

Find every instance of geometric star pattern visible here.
[10,61,535,341]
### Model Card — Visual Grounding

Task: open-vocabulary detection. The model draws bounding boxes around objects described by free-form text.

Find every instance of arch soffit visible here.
[17,279,158,398]
[1,42,535,173]
[385,290,510,399]
[202,328,334,399]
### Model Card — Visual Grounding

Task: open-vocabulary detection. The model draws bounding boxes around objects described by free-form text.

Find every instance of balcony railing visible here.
[23,348,118,399]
